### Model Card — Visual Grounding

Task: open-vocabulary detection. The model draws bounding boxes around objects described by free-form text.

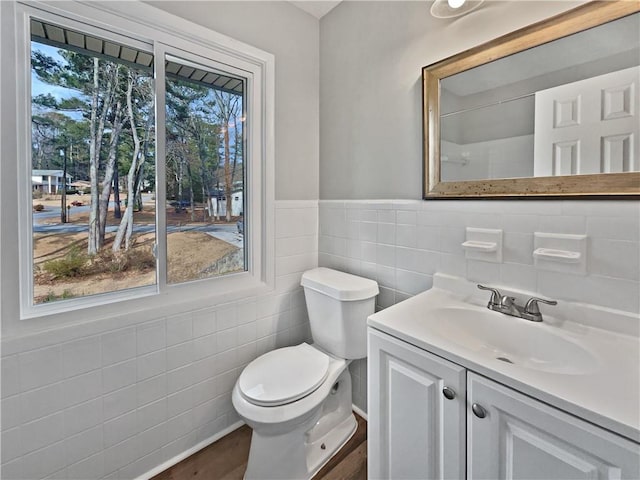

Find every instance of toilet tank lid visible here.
[301,268,379,301]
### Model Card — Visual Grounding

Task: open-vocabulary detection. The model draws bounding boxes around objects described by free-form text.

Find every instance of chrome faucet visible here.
[477,284,557,322]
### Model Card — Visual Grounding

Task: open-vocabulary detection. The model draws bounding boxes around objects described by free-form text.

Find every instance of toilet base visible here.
[306,412,357,478]
[243,369,356,480]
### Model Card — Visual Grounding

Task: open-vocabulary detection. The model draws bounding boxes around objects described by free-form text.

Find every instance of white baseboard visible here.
[137,420,245,480]
[352,404,368,421]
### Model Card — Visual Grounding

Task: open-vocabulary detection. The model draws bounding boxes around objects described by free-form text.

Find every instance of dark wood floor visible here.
[152,414,367,480]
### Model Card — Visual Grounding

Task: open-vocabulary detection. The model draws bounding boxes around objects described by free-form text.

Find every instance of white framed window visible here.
[3,1,274,320]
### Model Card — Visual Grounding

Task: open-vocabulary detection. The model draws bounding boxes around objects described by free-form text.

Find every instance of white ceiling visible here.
[289,1,342,19]
[443,13,639,96]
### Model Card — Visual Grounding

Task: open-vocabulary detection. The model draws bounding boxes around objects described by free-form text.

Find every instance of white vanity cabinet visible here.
[368,328,640,480]
[467,372,640,480]
[368,328,466,480]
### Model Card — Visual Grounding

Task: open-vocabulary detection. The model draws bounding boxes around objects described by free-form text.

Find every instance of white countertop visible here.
[367,285,640,443]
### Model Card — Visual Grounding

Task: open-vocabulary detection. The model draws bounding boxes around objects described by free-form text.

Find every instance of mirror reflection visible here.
[440,12,639,183]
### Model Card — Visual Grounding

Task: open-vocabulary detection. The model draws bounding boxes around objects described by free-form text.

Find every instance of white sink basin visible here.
[426,306,599,375]
[367,280,640,441]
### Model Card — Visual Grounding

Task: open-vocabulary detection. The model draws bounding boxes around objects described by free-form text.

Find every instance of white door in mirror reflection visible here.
[534,66,639,176]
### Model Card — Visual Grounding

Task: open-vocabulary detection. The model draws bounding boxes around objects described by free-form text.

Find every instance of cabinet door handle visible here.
[442,386,456,400]
[472,403,487,418]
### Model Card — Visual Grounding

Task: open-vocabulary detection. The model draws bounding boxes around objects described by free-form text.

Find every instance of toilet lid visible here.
[238,343,330,407]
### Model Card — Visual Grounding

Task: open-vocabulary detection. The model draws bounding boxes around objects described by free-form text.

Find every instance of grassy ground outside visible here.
[33,194,242,304]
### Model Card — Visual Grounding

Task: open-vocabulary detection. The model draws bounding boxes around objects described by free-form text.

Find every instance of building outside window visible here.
[31,169,72,194]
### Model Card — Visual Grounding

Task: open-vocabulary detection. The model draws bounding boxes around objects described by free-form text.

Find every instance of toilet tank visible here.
[301,268,379,359]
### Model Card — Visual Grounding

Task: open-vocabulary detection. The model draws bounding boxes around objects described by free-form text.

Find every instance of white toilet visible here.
[232,267,379,479]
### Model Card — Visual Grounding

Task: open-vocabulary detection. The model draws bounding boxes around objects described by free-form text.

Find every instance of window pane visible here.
[165,55,246,284]
[31,21,156,305]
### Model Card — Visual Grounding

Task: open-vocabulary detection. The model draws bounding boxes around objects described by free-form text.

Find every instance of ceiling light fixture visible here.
[431,0,484,18]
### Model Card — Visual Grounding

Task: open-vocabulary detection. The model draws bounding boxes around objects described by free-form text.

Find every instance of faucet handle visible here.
[524,297,558,315]
[477,284,501,306]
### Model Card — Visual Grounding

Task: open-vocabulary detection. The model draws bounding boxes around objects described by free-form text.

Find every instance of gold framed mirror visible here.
[422,1,640,199]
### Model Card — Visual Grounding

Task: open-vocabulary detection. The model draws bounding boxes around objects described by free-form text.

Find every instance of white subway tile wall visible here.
[3,198,638,477]
[0,201,318,480]
[319,199,640,413]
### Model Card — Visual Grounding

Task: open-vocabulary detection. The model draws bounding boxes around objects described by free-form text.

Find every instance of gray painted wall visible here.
[149,1,320,201]
[319,0,588,199]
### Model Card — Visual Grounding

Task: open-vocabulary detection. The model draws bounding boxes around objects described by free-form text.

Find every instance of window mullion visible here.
[154,42,169,293]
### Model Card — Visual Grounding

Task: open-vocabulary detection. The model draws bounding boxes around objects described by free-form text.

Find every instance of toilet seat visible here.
[238,343,330,407]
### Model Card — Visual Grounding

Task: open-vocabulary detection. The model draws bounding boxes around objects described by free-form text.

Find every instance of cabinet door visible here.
[368,328,466,480]
[468,372,640,480]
